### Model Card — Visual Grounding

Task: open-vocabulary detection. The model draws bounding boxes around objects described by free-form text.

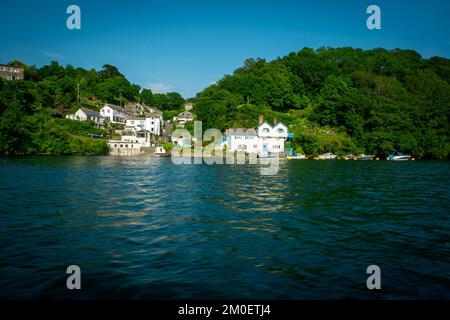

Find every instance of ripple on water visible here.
[0,157,449,299]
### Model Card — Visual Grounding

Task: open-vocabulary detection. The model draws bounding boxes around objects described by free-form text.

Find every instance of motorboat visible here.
[356,154,375,160]
[286,154,306,160]
[317,152,337,160]
[387,153,411,161]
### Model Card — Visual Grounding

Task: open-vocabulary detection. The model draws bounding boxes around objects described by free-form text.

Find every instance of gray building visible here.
[0,64,24,81]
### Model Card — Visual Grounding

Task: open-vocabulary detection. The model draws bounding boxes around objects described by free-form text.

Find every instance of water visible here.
[0,156,449,299]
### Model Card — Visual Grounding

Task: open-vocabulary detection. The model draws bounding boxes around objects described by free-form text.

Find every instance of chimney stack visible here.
[259,115,264,125]
[274,117,278,125]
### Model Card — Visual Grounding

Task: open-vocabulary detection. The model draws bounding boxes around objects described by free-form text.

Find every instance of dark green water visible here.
[0,157,449,299]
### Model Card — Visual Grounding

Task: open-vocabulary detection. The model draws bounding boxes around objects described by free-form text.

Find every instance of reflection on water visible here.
[0,157,449,299]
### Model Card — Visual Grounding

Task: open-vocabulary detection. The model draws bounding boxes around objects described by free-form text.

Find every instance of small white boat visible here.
[318,152,337,160]
[286,154,306,160]
[390,154,411,161]
[356,154,375,160]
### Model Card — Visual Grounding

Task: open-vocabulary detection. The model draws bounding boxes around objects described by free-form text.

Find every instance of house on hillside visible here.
[225,128,259,153]
[225,116,289,155]
[125,116,162,135]
[66,108,105,126]
[0,64,24,81]
[173,111,194,124]
[107,129,156,155]
[257,121,288,154]
[100,103,129,124]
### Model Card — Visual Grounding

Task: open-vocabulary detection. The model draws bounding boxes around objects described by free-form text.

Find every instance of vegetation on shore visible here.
[193,47,450,158]
[0,62,185,155]
[1,46,449,158]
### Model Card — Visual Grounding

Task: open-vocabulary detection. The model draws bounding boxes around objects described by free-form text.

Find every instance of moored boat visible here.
[387,153,411,161]
[286,154,306,160]
[317,152,337,160]
[356,154,375,160]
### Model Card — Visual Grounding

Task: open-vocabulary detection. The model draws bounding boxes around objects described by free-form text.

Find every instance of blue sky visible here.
[1,0,449,97]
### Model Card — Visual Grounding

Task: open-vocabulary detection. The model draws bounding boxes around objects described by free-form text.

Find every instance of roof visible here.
[177,111,193,119]
[79,108,100,117]
[147,111,163,118]
[103,103,126,112]
[0,64,24,70]
[226,128,258,136]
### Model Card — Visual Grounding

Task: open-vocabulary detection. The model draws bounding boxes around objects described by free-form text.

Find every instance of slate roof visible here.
[80,108,100,118]
[226,128,258,136]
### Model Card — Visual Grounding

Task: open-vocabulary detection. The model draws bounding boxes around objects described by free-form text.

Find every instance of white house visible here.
[225,120,289,154]
[100,103,129,124]
[173,111,194,124]
[108,129,155,155]
[257,122,288,154]
[126,116,162,135]
[66,108,105,126]
[225,128,259,153]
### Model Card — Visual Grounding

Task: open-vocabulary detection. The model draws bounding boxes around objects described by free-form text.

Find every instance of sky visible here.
[1,0,449,97]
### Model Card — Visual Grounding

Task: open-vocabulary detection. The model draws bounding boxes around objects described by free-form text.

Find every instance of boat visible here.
[387,153,411,161]
[317,152,337,160]
[356,154,375,160]
[286,154,306,160]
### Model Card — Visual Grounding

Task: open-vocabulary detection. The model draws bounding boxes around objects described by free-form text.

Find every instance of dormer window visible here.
[262,128,270,133]
[277,128,284,133]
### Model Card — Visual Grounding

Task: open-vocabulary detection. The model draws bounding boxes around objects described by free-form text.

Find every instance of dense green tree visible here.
[0,62,183,155]
[140,88,153,105]
[193,47,450,158]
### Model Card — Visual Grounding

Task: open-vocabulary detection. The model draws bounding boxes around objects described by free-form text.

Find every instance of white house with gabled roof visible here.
[257,122,288,154]
[100,103,129,124]
[225,119,289,154]
[66,108,105,126]
[226,128,259,153]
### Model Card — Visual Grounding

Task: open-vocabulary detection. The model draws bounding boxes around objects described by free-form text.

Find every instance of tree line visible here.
[0,61,185,155]
[193,47,450,158]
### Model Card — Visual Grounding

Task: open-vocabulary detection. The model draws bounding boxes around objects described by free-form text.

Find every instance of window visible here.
[120,144,123,148]
[273,145,280,149]
[262,128,269,133]
[277,128,284,133]
[114,144,117,148]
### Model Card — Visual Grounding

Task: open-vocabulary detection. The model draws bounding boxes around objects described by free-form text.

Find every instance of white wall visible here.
[145,117,162,135]
[228,135,258,153]
[74,109,88,121]
[100,105,127,124]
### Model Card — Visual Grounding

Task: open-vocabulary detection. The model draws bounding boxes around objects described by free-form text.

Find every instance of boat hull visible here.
[391,156,411,161]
